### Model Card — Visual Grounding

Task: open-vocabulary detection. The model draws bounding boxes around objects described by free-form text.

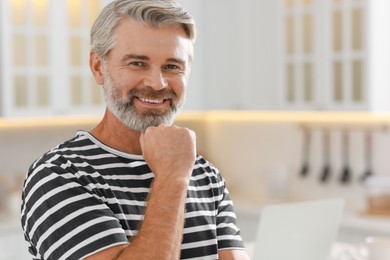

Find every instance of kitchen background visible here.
[1,0,390,259]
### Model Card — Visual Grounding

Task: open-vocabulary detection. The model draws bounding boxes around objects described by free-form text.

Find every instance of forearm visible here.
[117,177,189,260]
[86,125,196,260]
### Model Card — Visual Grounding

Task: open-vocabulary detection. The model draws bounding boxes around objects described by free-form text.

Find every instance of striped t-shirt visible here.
[21,131,244,259]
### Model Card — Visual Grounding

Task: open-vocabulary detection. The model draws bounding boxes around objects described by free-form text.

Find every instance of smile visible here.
[138,97,165,104]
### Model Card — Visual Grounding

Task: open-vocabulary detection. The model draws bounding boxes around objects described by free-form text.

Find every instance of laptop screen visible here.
[252,199,344,260]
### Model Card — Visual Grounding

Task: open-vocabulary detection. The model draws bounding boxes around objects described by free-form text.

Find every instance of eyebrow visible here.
[121,54,188,67]
[167,58,186,67]
[121,54,149,63]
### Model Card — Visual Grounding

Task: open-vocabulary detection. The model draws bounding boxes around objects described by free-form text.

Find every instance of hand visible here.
[140,125,196,182]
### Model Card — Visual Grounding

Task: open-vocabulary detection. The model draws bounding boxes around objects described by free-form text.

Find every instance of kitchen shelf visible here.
[1,111,390,129]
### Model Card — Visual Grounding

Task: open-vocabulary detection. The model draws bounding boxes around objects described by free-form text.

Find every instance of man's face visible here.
[102,19,193,132]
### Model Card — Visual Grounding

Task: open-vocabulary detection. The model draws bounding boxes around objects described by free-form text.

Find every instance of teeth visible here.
[139,97,164,104]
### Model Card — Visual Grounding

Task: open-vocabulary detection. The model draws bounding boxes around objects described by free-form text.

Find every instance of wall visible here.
[0,124,92,216]
[2,117,390,216]
[205,121,390,212]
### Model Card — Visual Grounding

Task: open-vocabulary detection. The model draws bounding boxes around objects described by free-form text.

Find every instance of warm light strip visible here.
[0,115,101,129]
[198,111,390,124]
[1,111,390,129]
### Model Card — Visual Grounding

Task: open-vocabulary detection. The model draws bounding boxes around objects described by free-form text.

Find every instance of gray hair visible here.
[90,0,196,61]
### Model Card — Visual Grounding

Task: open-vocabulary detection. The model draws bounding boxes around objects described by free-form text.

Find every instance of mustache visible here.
[127,87,176,101]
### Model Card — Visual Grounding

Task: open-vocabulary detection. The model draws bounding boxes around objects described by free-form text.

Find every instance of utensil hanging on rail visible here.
[320,130,331,183]
[300,127,311,177]
[360,131,373,181]
[340,130,352,184]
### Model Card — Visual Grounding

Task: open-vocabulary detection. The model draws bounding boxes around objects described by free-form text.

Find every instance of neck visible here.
[90,108,143,155]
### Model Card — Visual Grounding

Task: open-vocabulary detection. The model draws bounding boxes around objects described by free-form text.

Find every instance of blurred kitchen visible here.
[1,0,390,259]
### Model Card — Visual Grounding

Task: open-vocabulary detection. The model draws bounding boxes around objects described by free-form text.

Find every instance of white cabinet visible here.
[194,0,390,111]
[278,0,367,111]
[0,0,109,117]
[274,0,390,111]
[2,0,389,113]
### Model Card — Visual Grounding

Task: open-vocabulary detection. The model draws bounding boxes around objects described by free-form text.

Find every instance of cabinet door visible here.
[279,0,318,110]
[63,0,105,115]
[1,0,52,117]
[327,0,367,111]
[0,0,107,117]
[278,0,367,111]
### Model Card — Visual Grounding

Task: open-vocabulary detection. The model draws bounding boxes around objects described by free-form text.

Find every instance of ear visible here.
[89,51,105,85]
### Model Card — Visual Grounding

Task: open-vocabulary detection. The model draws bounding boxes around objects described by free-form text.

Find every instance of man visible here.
[21,0,249,259]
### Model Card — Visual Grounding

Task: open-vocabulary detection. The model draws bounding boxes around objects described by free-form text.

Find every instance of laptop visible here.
[251,199,344,260]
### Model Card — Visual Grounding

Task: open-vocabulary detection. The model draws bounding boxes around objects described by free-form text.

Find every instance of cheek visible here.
[111,72,142,90]
[171,77,188,97]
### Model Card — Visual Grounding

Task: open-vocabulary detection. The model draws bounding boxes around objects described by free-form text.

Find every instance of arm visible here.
[86,125,196,260]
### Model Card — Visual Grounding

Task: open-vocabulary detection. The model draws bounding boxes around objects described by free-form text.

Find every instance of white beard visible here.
[102,68,182,132]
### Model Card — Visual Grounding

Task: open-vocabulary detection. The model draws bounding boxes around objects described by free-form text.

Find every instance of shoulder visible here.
[24,133,101,195]
[190,155,226,194]
[29,133,96,171]
[193,155,223,180]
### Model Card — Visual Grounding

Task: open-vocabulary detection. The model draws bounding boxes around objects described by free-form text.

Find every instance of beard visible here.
[102,70,183,132]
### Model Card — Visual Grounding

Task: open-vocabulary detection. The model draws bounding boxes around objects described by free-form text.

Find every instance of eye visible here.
[129,61,144,67]
[128,61,147,68]
[163,64,183,73]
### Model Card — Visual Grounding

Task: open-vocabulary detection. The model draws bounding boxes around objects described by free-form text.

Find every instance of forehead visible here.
[110,18,193,61]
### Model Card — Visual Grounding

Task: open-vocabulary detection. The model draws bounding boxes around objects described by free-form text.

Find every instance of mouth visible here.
[134,96,171,109]
[138,97,165,104]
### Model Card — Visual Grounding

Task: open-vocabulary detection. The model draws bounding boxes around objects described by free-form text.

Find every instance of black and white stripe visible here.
[21,131,244,259]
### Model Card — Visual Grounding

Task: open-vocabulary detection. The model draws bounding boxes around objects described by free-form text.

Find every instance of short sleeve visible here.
[215,174,245,250]
[21,163,129,260]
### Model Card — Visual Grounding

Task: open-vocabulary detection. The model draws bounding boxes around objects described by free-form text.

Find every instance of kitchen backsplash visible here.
[203,121,390,212]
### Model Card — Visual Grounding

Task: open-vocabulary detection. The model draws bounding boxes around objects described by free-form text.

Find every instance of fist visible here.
[140,125,196,182]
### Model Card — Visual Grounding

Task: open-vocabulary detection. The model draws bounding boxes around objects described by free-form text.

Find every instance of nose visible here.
[143,68,168,90]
